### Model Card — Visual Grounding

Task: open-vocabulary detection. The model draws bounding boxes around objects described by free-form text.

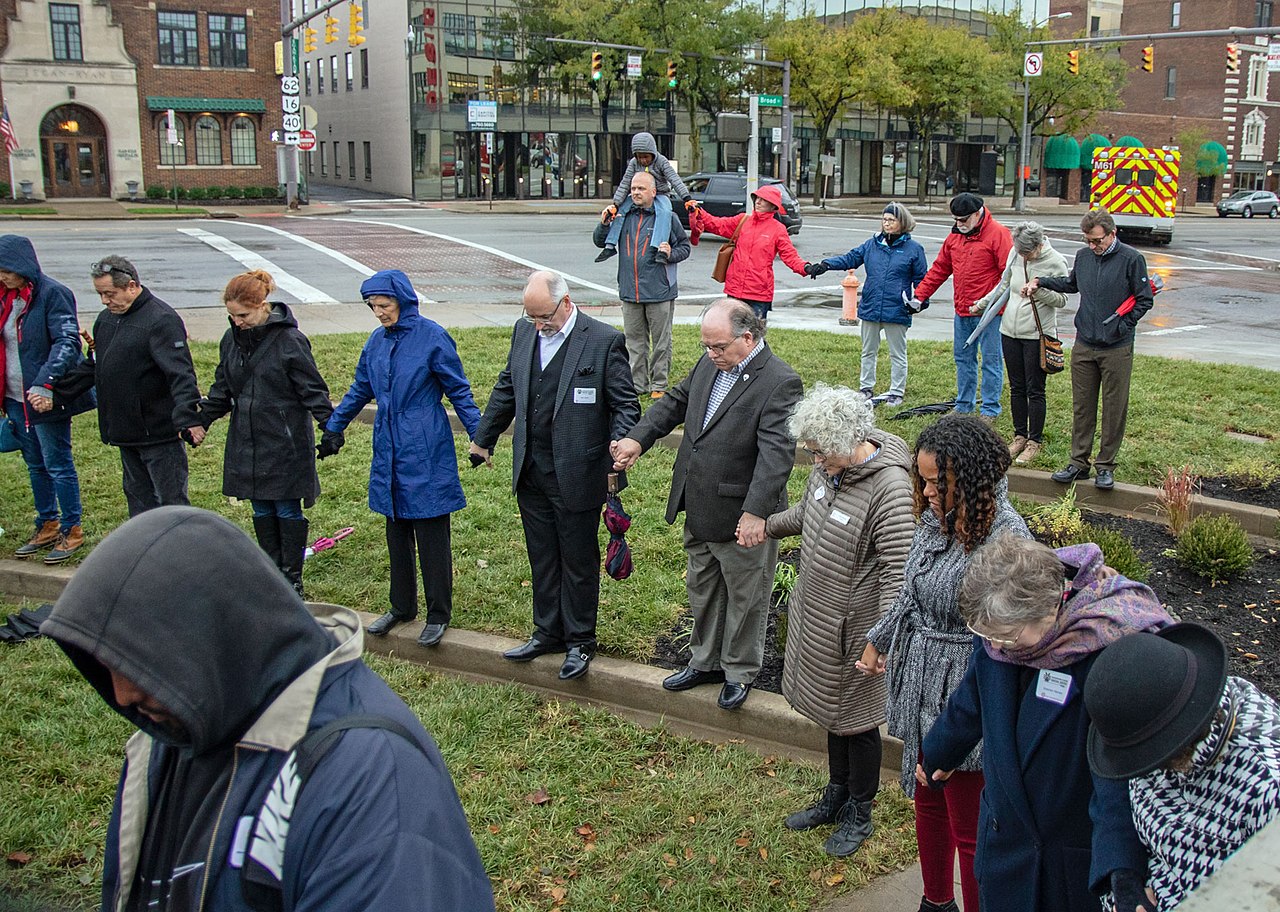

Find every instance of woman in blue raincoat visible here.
[322,270,480,647]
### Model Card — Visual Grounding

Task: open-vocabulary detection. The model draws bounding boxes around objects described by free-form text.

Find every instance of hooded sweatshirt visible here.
[691,184,809,303]
[611,132,692,206]
[43,506,494,912]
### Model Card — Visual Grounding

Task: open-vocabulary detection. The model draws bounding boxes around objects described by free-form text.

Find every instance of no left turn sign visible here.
[1024,52,1043,77]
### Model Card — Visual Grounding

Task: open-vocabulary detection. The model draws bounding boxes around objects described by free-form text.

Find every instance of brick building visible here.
[0,0,281,199]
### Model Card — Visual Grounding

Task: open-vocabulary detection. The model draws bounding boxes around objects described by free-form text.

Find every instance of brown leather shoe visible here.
[44,525,84,564]
[15,521,60,558]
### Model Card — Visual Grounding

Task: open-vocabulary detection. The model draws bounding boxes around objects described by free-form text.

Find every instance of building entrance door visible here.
[40,105,109,197]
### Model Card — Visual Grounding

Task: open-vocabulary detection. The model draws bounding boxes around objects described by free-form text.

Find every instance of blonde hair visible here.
[223,269,275,305]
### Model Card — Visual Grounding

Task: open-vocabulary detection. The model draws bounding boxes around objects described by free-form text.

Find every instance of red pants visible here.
[915,770,983,911]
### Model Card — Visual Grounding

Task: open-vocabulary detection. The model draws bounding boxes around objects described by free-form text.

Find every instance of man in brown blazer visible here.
[612,298,802,710]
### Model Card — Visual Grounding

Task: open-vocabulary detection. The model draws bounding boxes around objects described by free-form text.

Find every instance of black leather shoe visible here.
[1051,464,1090,484]
[503,637,564,662]
[558,646,593,680]
[417,623,447,647]
[1094,469,1115,490]
[367,613,412,637]
[662,665,726,692]
[717,682,751,711]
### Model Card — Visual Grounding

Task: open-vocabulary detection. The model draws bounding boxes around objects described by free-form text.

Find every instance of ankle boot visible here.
[44,525,84,564]
[917,898,960,912]
[277,518,309,600]
[15,520,60,558]
[784,782,849,831]
[252,515,283,567]
[823,799,874,857]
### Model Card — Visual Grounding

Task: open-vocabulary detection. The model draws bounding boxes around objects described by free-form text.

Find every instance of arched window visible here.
[158,115,186,165]
[230,116,256,165]
[194,115,222,165]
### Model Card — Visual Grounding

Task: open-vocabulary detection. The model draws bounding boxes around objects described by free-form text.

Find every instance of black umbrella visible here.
[602,477,633,581]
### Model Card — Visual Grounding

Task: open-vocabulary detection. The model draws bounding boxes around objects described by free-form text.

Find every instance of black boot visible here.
[917,898,960,912]
[277,518,309,600]
[784,782,849,831]
[252,515,283,567]
[823,799,874,857]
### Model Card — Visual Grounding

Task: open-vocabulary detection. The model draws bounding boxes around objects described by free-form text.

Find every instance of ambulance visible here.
[1089,145,1180,244]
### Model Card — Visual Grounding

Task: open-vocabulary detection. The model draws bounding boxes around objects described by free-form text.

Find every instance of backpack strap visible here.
[240,714,424,912]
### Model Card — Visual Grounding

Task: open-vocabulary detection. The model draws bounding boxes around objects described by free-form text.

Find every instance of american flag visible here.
[1,104,18,154]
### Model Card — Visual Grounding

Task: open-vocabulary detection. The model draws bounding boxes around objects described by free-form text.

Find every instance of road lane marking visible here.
[332,217,618,295]
[177,227,339,304]
[1143,324,1207,336]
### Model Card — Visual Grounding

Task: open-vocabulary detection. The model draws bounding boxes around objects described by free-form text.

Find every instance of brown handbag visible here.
[1026,263,1065,374]
[711,215,746,283]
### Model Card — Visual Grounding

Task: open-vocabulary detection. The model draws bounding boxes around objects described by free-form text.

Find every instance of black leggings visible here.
[828,728,882,802]
[1002,335,1047,442]
[385,515,453,625]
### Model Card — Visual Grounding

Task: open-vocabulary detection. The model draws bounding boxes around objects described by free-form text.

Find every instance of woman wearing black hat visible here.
[919,533,1171,912]
[1085,623,1280,911]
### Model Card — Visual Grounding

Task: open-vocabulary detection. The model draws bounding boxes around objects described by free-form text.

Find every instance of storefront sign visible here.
[468,100,498,129]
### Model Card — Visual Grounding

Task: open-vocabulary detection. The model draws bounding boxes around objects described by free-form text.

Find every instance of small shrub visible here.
[263,185,282,199]
[1223,457,1280,490]
[206,186,227,199]
[1156,464,1199,536]
[146,186,166,200]
[1176,514,1255,584]
[1009,494,1039,521]
[1028,488,1084,547]
[224,186,244,199]
[186,188,206,200]
[243,187,262,199]
[772,560,798,609]
[0,182,10,197]
[174,186,188,200]
[1063,523,1151,583]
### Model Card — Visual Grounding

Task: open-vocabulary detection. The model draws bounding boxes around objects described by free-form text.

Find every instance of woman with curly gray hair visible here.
[764,383,915,857]
[972,221,1068,465]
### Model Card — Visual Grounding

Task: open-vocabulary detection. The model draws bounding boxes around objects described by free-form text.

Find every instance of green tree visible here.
[1175,126,1225,178]
[985,11,1126,206]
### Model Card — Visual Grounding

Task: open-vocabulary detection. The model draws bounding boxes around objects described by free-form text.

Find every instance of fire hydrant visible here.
[839,270,860,326]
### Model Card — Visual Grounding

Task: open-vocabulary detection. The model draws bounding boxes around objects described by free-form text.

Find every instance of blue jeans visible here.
[251,498,304,520]
[605,194,674,249]
[5,397,81,530]
[952,314,1005,417]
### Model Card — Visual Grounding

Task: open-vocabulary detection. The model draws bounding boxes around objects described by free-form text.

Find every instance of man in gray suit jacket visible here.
[612,299,802,710]
[471,271,639,681]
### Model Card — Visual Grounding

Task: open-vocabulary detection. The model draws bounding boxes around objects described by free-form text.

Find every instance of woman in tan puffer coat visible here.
[764,383,915,858]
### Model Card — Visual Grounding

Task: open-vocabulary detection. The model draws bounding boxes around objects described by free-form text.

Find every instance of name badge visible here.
[813,486,826,501]
[573,387,597,404]
[1035,669,1072,705]
[829,509,851,525]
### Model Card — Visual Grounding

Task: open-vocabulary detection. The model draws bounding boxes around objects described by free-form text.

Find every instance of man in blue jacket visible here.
[42,507,495,912]
[0,234,94,564]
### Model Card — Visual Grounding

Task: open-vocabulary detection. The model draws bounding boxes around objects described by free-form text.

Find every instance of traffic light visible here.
[324,15,339,44]
[348,1,365,46]
[303,25,318,54]
[1141,45,1154,73]
[1227,42,1240,74]
[591,51,603,81]
[1067,49,1079,76]
[666,58,679,89]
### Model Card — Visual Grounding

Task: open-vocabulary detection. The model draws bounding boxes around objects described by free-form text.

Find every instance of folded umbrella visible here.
[304,526,355,560]
[887,400,959,421]
[964,286,1011,347]
[1102,274,1164,325]
[603,493,633,581]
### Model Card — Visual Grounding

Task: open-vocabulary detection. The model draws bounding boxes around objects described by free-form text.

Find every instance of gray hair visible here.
[959,533,1064,630]
[90,255,139,288]
[1011,221,1046,256]
[701,297,765,340]
[1081,208,1116,235]
[528,270,569,303]
[787,383,875,456]
[882,201,917,233]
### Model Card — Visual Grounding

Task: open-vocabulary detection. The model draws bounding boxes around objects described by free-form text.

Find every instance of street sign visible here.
[283,132,301,146]
[771,127,783,143]
[165,108,179,145]
[467,99,497,129]
[626,54,642,78]
[1024,52,1043,77]
[757,94,784,108]
[1269,42,1280,73]
[298,130,316,152]
[640,98,667,110]
[280,73,301,143]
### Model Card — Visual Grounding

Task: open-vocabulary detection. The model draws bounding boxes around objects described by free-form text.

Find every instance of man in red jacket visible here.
[912,193,1012,419]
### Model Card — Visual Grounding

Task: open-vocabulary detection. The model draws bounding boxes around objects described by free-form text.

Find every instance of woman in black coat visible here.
[200,270,333,597]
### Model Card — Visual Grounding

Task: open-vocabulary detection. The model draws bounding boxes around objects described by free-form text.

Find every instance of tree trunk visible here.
[915,129,931,205]
[811,130,832,207]
[687,105,702,173]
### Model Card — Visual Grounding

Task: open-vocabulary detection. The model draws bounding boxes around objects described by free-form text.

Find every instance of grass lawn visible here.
[0,622,916,911]
[0,208,58,216]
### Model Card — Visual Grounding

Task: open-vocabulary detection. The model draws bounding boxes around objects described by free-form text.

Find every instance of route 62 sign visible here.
[281,76,300,95]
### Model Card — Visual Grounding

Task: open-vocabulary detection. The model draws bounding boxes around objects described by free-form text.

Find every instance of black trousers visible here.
[515,461,600,650]
[119,441,189,518]
[1002,335,1048,442]
[385,515,452,625]
[828,729,883,802]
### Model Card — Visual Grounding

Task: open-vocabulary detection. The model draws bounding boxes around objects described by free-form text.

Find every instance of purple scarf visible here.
[984,542,1173,670]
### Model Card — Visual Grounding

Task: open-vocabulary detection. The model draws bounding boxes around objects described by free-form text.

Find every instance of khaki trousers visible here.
[1069,340,1134,472]
[683,528,778,685]
[620,299,674,394]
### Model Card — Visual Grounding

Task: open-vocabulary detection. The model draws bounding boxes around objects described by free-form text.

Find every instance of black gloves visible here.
[1111,869,1155,912]
[803,262,830,278]
[317,428,344,460]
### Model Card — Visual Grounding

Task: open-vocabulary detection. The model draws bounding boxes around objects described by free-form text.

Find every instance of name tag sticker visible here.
[573,387,597,404]
[813,486,826,501]
[1035,669,1072,705]
[829,509,851,525]
[229,815,254,868]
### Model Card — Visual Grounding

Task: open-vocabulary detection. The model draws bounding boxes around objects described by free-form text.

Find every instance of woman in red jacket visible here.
[692,184,813,322]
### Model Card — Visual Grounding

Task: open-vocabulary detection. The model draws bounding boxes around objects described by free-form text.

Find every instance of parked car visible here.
[676,172,803,236]
[1216,189,1279,218]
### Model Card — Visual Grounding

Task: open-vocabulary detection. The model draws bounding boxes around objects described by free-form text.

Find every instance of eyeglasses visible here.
[966,623,1025,648]
[522,295,566,325]
[802,446,828,459]
[1081,233,1113,247]
[702,335,743,355]
[90,262,137,282]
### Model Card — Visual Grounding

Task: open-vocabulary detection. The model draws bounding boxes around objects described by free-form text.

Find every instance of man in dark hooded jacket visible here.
[42,506,496,912]
[0,234,94,564]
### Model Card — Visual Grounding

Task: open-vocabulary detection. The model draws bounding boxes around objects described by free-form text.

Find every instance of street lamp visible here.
[1017,10,1072,213]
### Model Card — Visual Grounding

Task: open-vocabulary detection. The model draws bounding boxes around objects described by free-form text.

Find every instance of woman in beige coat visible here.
[764,383,915,857]
[972,221,1068,465]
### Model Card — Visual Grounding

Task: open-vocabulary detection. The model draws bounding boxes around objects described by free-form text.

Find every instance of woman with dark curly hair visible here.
[859,414,1031,912]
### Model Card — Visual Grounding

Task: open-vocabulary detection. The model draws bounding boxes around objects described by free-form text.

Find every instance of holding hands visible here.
[317,428,345,460]
[855,642,885,676]
[803,262,829,279]
[467,440,493,468]
[735,512,766,547]
[1020,277,1040,298]
[610,437,641,472]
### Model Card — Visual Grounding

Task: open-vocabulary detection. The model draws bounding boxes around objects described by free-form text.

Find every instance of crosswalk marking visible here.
[176,227,339,305]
